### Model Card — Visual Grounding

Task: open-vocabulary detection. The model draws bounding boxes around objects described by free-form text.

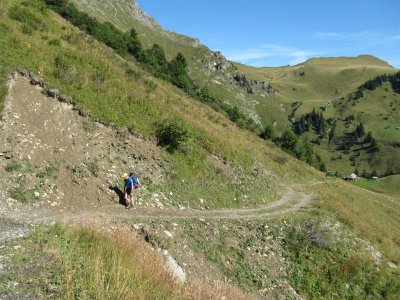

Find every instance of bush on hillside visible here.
[8,4,46,32]
[279,129,298,155]
[44,0,68,7]
[156,118,191,152]
[259,125,275,140]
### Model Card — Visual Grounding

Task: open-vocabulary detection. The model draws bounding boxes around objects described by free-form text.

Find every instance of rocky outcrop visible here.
[191,38,200,48]
[130,1,161,29]
[213,51,233,71]
[251,80,277,97]
[233,74,253,94]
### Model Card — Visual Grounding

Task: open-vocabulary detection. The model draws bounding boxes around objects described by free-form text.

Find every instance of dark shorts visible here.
[125,188,133,196]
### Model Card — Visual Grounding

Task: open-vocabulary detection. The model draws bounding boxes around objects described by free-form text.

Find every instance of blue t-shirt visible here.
[125,177,134,189]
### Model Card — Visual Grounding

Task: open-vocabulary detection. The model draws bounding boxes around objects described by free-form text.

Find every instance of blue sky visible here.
[137,0,400,68]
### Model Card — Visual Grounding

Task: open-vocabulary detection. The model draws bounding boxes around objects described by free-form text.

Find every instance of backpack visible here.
[129,172,139,189]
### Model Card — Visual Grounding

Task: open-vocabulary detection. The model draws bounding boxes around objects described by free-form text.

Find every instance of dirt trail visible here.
[0,184,314,248]
[0,72,315,300]
[0,72,317,244]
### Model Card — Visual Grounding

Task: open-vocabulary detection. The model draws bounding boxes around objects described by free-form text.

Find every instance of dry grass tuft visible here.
[28,223,254,299]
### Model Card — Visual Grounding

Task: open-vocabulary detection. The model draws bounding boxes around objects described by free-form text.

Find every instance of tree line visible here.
[259,125,326,172]
[43,0,328,171]
[355,71,400,99]
[293,108,327,137]
[44,0,257,132]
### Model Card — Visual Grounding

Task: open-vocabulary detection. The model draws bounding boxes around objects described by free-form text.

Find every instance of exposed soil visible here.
[0,73,314,299]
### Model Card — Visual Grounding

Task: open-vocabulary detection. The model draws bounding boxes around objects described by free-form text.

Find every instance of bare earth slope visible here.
[0,74,314,241]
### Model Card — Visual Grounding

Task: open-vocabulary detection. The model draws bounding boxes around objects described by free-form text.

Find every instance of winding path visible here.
[0,184,316,245]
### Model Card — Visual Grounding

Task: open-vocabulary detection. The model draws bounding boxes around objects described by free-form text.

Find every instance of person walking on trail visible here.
[123,173,134,209]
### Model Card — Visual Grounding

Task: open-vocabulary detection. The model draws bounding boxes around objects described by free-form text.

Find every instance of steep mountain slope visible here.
[70,0,397,119]
[1,1,400,298]
[71,0,399,176]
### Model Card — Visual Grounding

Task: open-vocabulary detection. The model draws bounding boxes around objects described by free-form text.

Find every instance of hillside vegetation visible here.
[69,0,400,176]
[351,175,400,196]
[1,1,400,299]
[0,0,324,209]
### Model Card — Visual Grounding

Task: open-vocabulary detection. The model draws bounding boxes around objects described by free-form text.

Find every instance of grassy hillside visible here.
[237,55,395,101]
[1,224,250,299]
[0,0,320,209]
[351,175,400,196]
[290,77,400,176]
[69,0,400,176]
[1,1,400,299]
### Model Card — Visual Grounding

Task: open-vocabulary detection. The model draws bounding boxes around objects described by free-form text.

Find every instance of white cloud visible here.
[314,32,342,38]
[313,31,370,39]
[224,44,323,66]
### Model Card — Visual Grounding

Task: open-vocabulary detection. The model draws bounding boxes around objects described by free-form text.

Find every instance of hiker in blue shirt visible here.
[123,173,134,209]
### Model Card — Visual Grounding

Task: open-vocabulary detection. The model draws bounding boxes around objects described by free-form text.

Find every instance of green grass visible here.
[36,163,58,179]
[183,220,274,293]
[278,181,400,299]
[281,216,400,299]
[82,119,98,133]
[4,161,21,172]
[0,224,184,299]
[0,0,321,209]
[303,180,400,262]
[351,175,400,195]
[69,0,400,176]
[8,186,39,203]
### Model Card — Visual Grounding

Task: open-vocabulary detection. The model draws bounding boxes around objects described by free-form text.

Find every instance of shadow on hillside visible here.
[109,185,127,207]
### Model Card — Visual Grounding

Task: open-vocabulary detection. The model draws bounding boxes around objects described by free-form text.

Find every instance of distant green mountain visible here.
[71,0,400,175]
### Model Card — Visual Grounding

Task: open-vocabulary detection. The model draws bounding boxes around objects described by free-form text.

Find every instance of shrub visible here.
[125,67,141,79]
[44,0,68,7]
[156,118,191,152]
[86,161,99,177]
[72,164,90,180]
[274,155,288,165]
[8,4,46,31]
[83,119,98,133]
[21,24,33,35]
[259,125,275,140]
[54,54,81,85]
[144,79,157,93]
[9,187,39,203]
[48,38,61,46]
[36,164,57,178]
[5,161,22,172]
[279,129,298,155]
[54,54,70,80]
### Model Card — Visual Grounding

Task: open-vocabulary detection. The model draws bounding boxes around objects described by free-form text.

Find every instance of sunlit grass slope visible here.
[69,1,400,178]
[0,0,321,209]
[287,179,400,298]
[237,55,396,101]
[297,81,400,176]
[2,224,251,299]
[351,175,400,196]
